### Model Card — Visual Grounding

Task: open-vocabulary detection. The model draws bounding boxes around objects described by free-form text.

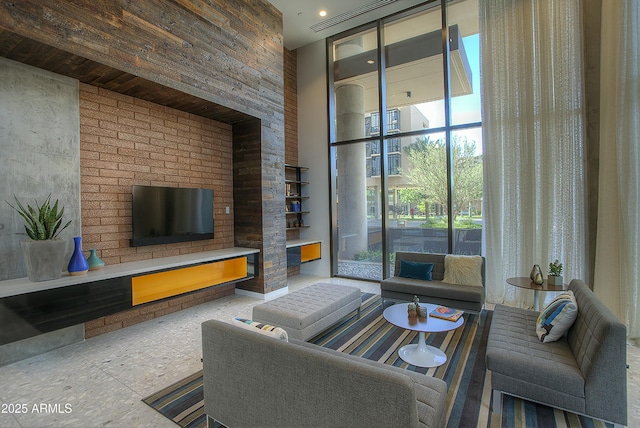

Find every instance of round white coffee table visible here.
[383,302,464,368]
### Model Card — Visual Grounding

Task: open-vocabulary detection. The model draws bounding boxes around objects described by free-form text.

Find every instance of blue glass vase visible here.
[68,236,89,276]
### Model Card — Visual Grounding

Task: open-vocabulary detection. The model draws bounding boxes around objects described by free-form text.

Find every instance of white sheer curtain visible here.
[480,0,586,307]
[593,0,640,340]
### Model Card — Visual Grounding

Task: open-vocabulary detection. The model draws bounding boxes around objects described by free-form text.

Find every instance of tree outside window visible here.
[403,134,482,221]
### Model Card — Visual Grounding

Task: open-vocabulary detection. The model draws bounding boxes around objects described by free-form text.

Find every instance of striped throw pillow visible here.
[232,317,289,341]
[536,290,578,343]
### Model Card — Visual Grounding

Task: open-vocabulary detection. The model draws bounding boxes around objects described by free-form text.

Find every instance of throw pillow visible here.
[398,260,434,280]
[442,255,483,286]
[232,317,289,341]
[536,291,578,343]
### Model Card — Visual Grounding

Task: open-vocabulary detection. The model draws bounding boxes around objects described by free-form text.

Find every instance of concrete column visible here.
[335,38,368,259]
[336,84,368,259]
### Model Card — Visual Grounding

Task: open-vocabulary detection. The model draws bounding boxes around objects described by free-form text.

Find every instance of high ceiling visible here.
[267,0,428,50]
[269,0,478,110]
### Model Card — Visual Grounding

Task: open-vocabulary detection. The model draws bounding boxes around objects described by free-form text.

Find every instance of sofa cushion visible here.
[393,252,447,281]
[398,260,434,280]
[536,291,578,343]
[232,317,289,341]
[381,277,483,303]
[442,255,483,286]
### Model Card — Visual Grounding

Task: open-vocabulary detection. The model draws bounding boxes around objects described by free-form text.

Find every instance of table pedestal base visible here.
[397,331,447,368]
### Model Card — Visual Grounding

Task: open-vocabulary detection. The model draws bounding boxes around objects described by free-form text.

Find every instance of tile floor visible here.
[0,275,638,427]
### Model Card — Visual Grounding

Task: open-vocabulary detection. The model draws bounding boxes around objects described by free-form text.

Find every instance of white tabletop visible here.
[383,302,464,333]
[285,238,321,248]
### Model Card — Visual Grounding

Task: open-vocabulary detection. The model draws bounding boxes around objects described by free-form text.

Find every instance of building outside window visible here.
[388,137,401,153]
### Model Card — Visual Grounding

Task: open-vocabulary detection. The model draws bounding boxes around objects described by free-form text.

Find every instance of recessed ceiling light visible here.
[319,10,327,17]
[367,59,374,64]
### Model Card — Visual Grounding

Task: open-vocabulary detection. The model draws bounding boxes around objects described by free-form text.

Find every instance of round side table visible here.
[506,277,565,310]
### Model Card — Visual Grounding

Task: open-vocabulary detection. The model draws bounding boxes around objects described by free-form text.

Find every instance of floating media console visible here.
[286,239,321,267]
[0,248,259,347]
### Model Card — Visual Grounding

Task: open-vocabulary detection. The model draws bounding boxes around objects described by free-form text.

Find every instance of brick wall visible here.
[79,83,238,337]
[80,45,299,337]
[79,83,234,265]
[78,48,301,336]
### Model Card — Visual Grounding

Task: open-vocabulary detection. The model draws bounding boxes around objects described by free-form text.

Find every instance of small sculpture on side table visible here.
[530,264,544,285]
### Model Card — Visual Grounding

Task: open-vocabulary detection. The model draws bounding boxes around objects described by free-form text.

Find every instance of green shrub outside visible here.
[421,217,481,229]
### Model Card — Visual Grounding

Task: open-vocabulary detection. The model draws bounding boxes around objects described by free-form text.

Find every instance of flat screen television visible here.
[131,185,214,247]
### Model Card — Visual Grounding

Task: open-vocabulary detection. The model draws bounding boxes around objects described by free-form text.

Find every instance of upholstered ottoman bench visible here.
[252,283,361,341]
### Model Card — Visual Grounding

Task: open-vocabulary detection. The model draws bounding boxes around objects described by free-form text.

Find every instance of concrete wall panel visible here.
[0,57,81,280]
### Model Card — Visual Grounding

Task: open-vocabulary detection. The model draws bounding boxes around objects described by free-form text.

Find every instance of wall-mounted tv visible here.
[131,185,214,247]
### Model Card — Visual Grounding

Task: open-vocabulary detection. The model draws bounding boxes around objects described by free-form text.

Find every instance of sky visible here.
[416,34,483,155]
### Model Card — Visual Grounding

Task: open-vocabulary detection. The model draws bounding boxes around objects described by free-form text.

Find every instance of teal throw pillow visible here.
[398,260,434,281]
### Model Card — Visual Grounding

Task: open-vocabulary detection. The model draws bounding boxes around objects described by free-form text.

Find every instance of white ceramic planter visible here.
[547,275,564,286]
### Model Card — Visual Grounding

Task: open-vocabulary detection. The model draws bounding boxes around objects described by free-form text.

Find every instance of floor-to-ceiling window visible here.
[329,0,481,280]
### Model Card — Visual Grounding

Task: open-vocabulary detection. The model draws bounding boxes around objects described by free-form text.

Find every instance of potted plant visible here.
[6,194,71,282]
[548,259,564,286]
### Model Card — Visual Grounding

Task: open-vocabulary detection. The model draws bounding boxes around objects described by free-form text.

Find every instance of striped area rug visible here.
[143,294,614,428]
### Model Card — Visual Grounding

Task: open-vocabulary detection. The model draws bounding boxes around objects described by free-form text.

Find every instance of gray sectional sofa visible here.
[202,319,447,428]
[486,279,627,427]
[380,252,485,314]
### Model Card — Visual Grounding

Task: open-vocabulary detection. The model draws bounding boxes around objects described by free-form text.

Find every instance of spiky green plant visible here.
[6,194,71,240]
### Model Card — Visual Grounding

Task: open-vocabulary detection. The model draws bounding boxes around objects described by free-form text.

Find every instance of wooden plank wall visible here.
[0,0,283,122]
